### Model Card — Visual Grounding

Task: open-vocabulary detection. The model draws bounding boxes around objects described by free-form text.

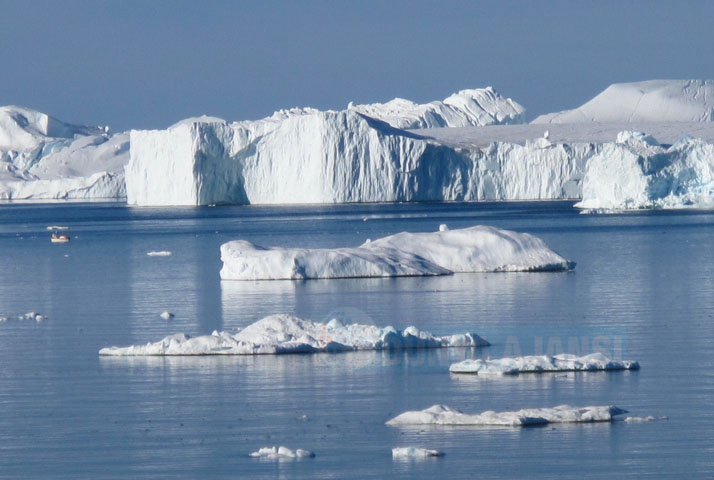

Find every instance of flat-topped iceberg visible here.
[249,446,315,459]
[98,314,489,356]
[386,404,627,427]
[220,225,574,281]
[449,353,639,375]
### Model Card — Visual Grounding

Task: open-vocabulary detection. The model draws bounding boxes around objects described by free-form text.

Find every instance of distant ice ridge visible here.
[0,106,128,200]
[250,446,315,459]
[576,131,714,211]
[98,314,489,355]
[386,404,627,427]
[219,225,575,281]
[350,87,525,129]
[449,353,639,375]
[533,80,714,123]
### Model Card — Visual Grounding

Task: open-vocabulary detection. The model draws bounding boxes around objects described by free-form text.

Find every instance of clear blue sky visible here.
[1,0,712,131]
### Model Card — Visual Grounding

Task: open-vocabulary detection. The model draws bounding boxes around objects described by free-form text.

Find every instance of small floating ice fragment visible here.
[147,251,172,257]
[46,226,69,231]
[392,447,444,459]
[249,446,315,459]
[160,311,174,320]
[449,353,639,375]
[18,311,45,322]
[386,404,627,427]
[438,224,448,232]
[98,314,489,356]
[624,416,667,423]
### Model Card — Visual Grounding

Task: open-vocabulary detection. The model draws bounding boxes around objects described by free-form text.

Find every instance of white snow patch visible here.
[449,353,639,375]
[98,314,489,356]
[386,404,627,427]
[249,446,315,459]
[159,311,174,320]
[147,251,172,257]
[219,225,574,281]
[392,447,444,459]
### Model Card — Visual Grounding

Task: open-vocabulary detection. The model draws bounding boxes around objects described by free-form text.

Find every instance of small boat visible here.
[50,232,71,244]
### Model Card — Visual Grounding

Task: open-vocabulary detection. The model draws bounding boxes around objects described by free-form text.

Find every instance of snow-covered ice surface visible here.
[0,106,128,200]
[351,87,525,129]
[533,80,714,123]
[249,446,315,459]
[98,314,489,356]
[219,225,574,281]
[386,404,627,427]
[392,447,444,459]
[449,353,639,375]
[576,131,714,211]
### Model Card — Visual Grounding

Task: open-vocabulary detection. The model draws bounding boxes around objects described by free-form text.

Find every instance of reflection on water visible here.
[0,202,713,479]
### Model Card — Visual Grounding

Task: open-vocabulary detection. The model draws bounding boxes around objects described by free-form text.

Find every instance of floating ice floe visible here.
[0,311,46,323]
[249,446,315,459]
[386,404,627,427]
[624,416,667,423]
[392,447,444,459]
[98,314,489,356]
[147,251,172,257]
[159,311,174,320]
[220,225,574,281]
[449,353,639,375]
[46,225,69,231]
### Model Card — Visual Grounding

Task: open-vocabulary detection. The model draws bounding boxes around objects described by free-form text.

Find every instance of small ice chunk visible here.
[438,224,448,232]
[160,311,174,320]
[46,226,69,230]
[392,447,444,459]
[449,353,639,375]
[624,416,666,423]
[249,446,315,459]
[147,251,172,257]
[18,311,45,322]
[386,404,627,427]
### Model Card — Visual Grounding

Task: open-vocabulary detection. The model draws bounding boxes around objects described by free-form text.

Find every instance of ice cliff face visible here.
[127,108,591,206]
[0,106,128,200]
[533,80,714,124]
[351,87,525,129]
[576,131,714,211]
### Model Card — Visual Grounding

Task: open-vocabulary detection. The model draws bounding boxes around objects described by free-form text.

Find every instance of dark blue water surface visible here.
[0,202,712,479]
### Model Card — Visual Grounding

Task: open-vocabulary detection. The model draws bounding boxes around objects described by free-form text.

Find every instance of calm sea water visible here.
[0,202,712,479]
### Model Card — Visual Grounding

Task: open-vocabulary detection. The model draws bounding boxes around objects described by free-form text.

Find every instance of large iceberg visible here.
[449,353,639,375]
[533,80,714,123]
[98,314,489,356]
[576,131,714,211]
[219,225,575,281]
[0,106,128,200]
[386,404,627,427]
[126,87,594,207]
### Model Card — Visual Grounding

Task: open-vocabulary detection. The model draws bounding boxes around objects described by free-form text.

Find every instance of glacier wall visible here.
[576,131,714,210]
[126,110,597,206]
